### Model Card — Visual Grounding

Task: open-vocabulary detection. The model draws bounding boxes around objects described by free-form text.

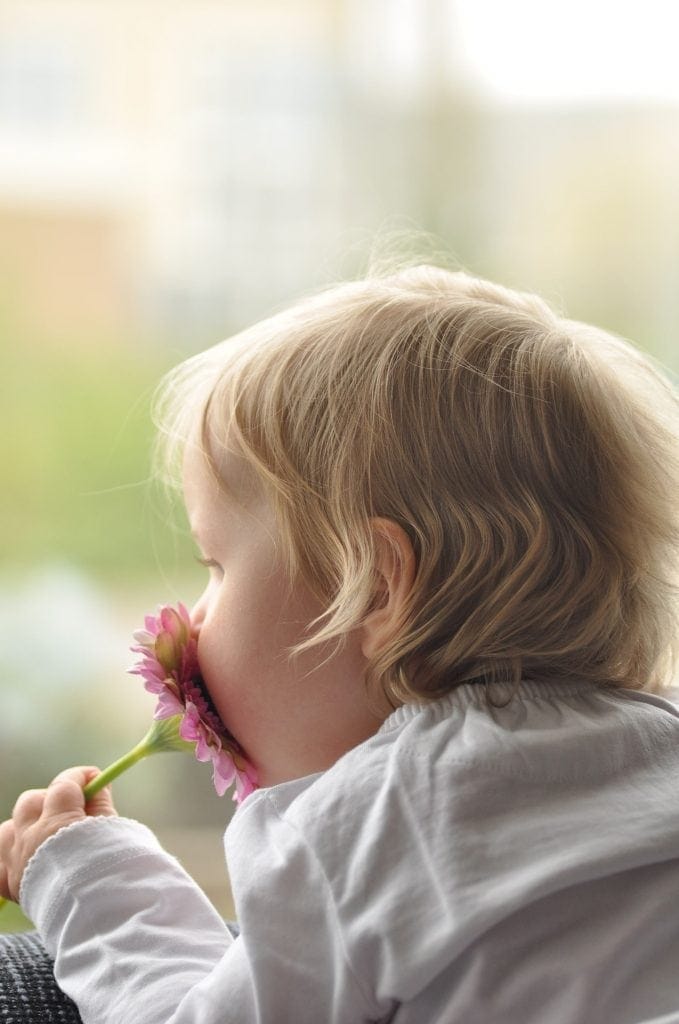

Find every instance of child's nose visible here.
[190,593,208,634]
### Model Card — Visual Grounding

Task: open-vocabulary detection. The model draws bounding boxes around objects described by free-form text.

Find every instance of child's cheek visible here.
[196,628,227,705]
[196,619,249,729]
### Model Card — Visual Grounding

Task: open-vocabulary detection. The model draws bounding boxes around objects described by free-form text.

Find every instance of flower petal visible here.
[212,750,237,796]
[129,602,259,801]
[160,606,190,647]
[233,760,259,803]
[153,689,184,719]
[155,631,180,673]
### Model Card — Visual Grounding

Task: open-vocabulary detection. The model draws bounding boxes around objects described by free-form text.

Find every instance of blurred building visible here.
[0,1,342,337]
[0,0,481,340]
[0,0,461,339]
[474,104,679,366]
[0,0,678,363]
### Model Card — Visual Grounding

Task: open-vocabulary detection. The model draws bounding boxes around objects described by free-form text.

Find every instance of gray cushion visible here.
[0,931,82,1023]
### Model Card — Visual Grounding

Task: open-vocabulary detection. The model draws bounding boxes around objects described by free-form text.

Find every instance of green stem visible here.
[0,727,161,913]
[0,718,194,915]
[82,730,155,800]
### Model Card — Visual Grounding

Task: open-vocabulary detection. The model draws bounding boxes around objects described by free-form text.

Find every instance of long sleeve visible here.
[20,816,235,1022]
[19,812,382,1024]
[18,683,679,1024]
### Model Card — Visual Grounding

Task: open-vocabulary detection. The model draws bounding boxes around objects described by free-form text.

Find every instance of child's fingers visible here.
[0,861,10,902]
[0,768,117,902]
[50,766,102,790]
[43,767,102,817]
[12,789,47,827]
[42,777,86,818]
[0,818,14,890]
[44,767,117,818]
[84,784,117,817]
[0,819,17,901]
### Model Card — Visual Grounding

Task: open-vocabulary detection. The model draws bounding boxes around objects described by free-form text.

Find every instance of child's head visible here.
[156,264,679,708]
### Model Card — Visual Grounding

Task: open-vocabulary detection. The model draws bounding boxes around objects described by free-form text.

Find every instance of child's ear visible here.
[360,517,416,660]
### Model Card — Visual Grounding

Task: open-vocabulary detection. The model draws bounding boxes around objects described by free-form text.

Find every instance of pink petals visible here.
[129,603,258,803]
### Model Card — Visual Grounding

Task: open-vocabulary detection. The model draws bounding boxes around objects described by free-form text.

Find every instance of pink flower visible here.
[129,603,258,803]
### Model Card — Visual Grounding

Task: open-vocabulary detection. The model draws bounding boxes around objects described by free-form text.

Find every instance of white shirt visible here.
[20,680,679,1023]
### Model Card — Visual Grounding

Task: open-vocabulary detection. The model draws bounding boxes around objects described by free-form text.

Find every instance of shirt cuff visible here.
[20,815,172,934]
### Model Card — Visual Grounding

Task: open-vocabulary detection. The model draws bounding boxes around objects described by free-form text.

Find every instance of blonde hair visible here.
[155,265,679,703]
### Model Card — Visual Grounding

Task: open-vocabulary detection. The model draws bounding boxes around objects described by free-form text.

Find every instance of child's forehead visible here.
[182,432,264,523]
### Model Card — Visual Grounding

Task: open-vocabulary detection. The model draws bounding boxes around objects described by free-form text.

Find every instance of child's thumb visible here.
[84,778,117,817]
[44,767,117,818]
[81,767,117,816]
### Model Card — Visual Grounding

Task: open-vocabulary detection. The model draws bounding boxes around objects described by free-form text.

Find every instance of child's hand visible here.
[0,766,117,903]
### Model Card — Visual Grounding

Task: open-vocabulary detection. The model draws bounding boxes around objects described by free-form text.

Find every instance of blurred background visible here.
[1,0,678,928]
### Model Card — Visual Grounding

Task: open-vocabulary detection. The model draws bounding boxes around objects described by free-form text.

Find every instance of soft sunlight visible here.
[455,0,679,104]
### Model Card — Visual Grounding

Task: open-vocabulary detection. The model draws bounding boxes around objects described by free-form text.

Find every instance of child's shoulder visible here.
[239,680,679,837]
[220,684,679,1018]
[225,680,679,986]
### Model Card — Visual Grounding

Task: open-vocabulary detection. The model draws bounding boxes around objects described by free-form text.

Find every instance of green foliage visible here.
[1,330,194,580]
[0,900,32,934]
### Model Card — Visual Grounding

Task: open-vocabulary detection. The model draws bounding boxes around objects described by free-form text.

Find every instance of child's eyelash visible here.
[194,554,221,571]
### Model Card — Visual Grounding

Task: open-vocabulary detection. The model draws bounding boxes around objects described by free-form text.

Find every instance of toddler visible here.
[1,265,679,1023]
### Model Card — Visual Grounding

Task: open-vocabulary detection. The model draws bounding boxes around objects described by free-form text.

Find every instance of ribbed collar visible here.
[377,678,602,735]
